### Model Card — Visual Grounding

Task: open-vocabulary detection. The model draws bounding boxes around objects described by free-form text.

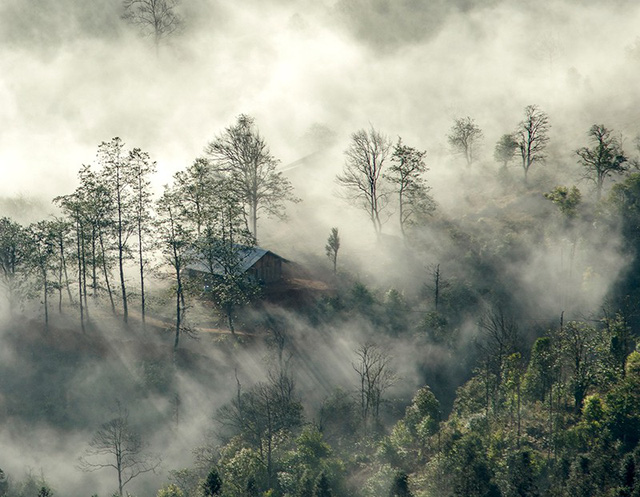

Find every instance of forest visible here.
[3,1,640,497]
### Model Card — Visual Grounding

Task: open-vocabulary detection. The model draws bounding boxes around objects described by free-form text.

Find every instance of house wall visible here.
[248,253,282,283]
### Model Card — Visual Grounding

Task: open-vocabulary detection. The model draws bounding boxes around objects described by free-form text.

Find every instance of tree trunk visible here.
[174,253,182,352]
[138,219,146,328]
[117,183,128,324]
[43,271,49,331]
[81,227,89,318]
[118,235,128,324]
[99,231,116,315]
[61,237,74,306]
[91,228,97,299]
[76,219,85,333]
[226,306,236,335]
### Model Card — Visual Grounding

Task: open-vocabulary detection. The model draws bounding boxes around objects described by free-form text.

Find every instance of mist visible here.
[2,1,640,496]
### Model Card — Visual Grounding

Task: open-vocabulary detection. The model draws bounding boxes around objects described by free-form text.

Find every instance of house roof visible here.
[187,246,285,275]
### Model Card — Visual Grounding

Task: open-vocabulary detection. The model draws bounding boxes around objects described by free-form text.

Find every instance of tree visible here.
[156,185,195,351]
[28,220,57,330]
[54,192,89,331]
[49,217,75,313]
[477,308,519,420]
[515,105,550,182]
[352,342,396,434]
[216,369,303,490]
[205,115,298,241]
[128,147,157,327]
[37,486,53,497]
[76,164,117,314]
[314,472,333,497]
[559,321,605,411]
[523,336,558,455]
[448,434,495,497]
[494,133,518,169]
[0,468,8,497]
[389,471,412,497]
[122,0,181,51]
[501,450,538,497]
[156,484,183,497]
[173,158,215,238]
[385,139,435,236]
[78,403,160,497]
[544,186,582,219]
[325,227,340,274]
[192,177,258,335]
[337,127,392,235]
[98,138,133,324]
[0,217,30,315]
[504,352,526,445]
[576,124,628,200]
[202,468,223,497]
[447,116,483,167]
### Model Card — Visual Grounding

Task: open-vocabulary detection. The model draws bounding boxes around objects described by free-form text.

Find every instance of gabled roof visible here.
[187,246,285,275]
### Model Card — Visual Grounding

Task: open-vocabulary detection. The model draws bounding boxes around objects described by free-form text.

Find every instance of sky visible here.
[1,0,639,203]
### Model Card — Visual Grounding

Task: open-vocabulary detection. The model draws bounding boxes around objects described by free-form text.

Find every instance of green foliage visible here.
[325,227,340,274]
[218,446,264,497]
[523,336,557,403]
[36,487,52,497]
[498,450,539,497]
[314,472,332,497]
[201,468,222,497]
[350,282,376,313]
[544,186,582,219]
[384,289,409,335]
[388,471,412,497]
[447,433,495,497]
[0,216,31,310]
[156,484,184,497]
[168,469,201,497]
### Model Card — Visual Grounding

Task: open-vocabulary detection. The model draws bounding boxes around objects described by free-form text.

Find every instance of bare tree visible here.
[352,342,396,434]
[123,0,181,52]
[337,127,392,235]
[576,124,628,200]
[325,227,340,274]
[78,403,160,497]
[447,116,483,167]
[516,105,550,183]
[205,115,298,242]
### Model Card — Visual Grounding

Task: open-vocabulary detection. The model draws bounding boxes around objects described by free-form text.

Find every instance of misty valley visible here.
[3,1,640,497]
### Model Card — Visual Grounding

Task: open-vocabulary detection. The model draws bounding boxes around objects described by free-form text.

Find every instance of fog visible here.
[1,1,640,496]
